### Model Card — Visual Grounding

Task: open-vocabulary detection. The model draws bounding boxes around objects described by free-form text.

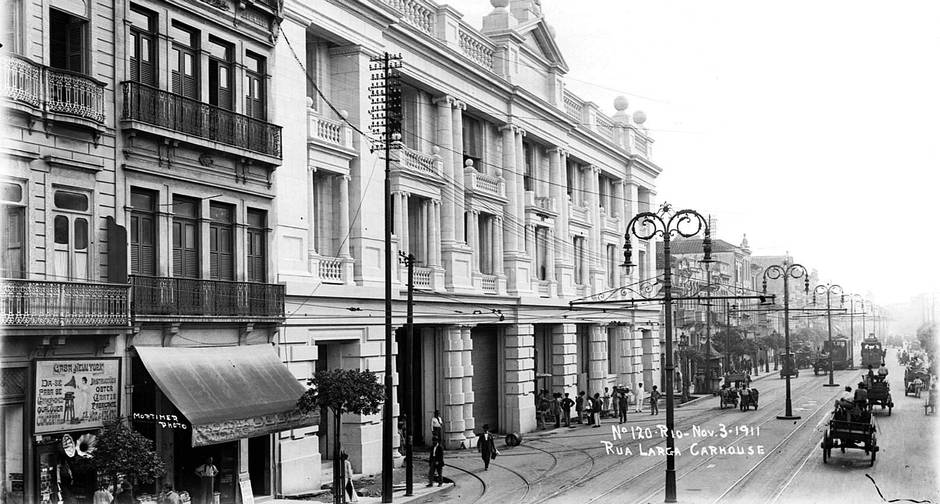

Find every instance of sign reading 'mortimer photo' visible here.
[34,358,121,434]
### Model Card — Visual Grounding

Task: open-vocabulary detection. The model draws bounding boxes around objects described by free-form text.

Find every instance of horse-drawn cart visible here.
[821,408,878,466]
[904,367,930,397]
[866,376,893,416]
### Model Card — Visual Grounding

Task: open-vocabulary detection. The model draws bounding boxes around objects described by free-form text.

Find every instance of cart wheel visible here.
[888,406,892,416]
[870,446,876,466]
[823,446,829,463]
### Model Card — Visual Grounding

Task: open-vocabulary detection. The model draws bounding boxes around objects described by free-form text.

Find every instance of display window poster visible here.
[33,359,121,434]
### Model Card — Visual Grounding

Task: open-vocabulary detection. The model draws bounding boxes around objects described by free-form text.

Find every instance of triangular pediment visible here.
[516,18,569,72]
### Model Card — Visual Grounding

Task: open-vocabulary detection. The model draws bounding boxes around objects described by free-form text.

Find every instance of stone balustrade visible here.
[458,26,496,71]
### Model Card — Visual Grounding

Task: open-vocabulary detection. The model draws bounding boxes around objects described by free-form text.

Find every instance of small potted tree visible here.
[297,369,385,504]
[92,420,166,500]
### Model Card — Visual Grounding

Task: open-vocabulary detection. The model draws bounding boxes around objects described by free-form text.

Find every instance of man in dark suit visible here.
[477,424,498,470]
[427,438,444,486]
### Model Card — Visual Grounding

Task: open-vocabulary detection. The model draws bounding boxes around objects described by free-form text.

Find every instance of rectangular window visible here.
[170,22,199,99]
[523,143,534,192]
[1,182,25,279]
[462,115,482,168]
[566,163,574,201]
[129,189,156,275]
[208,37,233,110]
[599,175,611,212]
[172,197,200,278]
[247,209,266,282]
[535,226,548,281]
[128,5,157,85]
[209,203,234,281]
[244,52,266,120]
[478,214,492,275]
[49,9,86,73]
[573,236,584,285]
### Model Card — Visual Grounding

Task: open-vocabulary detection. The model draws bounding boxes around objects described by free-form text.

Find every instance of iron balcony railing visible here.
[121,81,282,158]
[0,54,106,123]
[131,275,285,319]
[0,279,130,327]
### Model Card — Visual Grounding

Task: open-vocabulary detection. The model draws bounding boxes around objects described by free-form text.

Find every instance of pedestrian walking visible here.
[341,452,358,502]
[427,438,444,487]
[431,410,443,444]
[635,383,644,413]
[575,391,585,424]
[477,424,498,470]
[561,392,574,427]
[552,393,562,428]
[618,388,629,423]
[592,393,602,427]
[650,386,662,415]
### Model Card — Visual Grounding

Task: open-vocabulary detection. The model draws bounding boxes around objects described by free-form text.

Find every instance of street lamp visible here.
[762,259,809,420]
[843,293,865,370]
[813,283,843,387]
[623,205,712,503]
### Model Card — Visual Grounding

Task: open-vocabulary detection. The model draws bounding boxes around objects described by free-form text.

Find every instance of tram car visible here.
[860,335,885,368]
[822,337,850,370]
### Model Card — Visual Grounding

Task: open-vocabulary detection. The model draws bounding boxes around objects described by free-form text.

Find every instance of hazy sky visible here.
[449,0,940,305]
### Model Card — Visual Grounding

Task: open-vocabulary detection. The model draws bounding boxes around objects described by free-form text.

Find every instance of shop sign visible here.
[191,409,317,446]
[132,412,188,429]
[34,358,121,434]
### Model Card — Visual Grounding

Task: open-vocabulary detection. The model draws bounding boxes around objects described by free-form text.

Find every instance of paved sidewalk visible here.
[273,481,453,504]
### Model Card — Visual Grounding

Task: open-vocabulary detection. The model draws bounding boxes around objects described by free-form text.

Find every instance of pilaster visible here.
[504,324,536,434]
[588,324,608,396]
[442,325,468,449]
[550,323,579,397]
[460,325,476,443]
[434,95,456,244]
[549,147,574,297]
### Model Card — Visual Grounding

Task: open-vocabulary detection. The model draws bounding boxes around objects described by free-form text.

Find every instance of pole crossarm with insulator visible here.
[761,259,810,420]
[621,203,712,504]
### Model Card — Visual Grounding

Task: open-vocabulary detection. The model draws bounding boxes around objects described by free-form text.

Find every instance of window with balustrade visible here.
[52,190,90,281]
[477,213,496,275]
[172,196,200,279]
[407,195,432,266]
[462,115,483,169]
[209,203,235,281]
[535,226,549,281]
[208,37,234,111]
[1,181,25,279]
[523,142,534,192]
[245,52,267,120]
[599,175,612,213]
[311,171,345,258]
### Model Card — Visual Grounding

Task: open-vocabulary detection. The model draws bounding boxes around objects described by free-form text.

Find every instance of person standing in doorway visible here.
[477,424,498,470]
[650,386,662,415]
[431,410,443,444]
[618,388,629,424]
[427,438,444,487]
[561,393,574,427]
[635,383,645,413]
[195,457,218,504]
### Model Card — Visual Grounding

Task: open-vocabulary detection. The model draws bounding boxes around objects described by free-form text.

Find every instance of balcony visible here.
[131,275,284,320]
[569,203,591,225]
[481,274,498,295]
[465,168,506,202]
[308,110,354,153]
[524,192,557,218]
[601,212,621,234]
[1,54,106,127]
[0,279,130,328]
[121,81,282,161]
[413,266,433,290]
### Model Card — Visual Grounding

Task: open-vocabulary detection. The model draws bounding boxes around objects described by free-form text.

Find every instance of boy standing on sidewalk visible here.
[650,386,662,415]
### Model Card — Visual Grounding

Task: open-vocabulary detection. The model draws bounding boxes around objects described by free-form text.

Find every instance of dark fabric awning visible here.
[135,345,317,446]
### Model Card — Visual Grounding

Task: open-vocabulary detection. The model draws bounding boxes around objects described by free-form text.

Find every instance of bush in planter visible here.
[92,420,166,492]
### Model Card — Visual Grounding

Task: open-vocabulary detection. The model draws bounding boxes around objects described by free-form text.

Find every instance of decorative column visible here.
[504,324,536,434]
[460,326,476,443]
[588,166,604,292]
[514,128,527,237]
[434,96,455,244]
[306,166,318,275]
[442,326,468,449]
[499,124,519,253]
[551,323,579,398]
[452,100,467,242]
[494,216,506,293]
[430,201,441,266]
[589,325,609,396]
[545,227,557,295]
[468,210,480,274]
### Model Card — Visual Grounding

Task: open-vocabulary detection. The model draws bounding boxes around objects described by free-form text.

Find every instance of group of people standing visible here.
[536,383,664,429]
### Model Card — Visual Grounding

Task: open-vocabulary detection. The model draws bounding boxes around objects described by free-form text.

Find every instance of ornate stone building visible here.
[274,0,663,490]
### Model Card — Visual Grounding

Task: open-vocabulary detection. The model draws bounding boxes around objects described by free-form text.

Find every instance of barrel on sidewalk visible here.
[505,433,523,446]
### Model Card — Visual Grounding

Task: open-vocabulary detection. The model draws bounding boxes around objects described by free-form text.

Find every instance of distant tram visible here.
[861,335,885,368]
[823,337,850,370]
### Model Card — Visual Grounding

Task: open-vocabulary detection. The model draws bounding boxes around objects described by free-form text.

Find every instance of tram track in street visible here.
[444,462,489,504]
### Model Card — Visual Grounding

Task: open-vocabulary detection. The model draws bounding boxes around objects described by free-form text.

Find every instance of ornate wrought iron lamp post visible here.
[762,260,809,420]
[813,283,843,387]
[622,205,712,503]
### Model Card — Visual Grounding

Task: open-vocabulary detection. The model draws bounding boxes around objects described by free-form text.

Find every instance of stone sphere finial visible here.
[614,96,629,112]
[491,0,509,9]
[340,109,349,119]
[305,96,314,108]
[465,158,474,168]
[432,145,441,155]
[633,110,647,125]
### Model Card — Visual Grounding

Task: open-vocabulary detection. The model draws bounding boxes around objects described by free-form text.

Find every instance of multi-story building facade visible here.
[274,0,662,490]
[2,0,314,502]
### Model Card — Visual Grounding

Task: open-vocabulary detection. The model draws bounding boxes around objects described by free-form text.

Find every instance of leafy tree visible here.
[297,369,385,504]
[92,420,166,494]
[917,322,936,371]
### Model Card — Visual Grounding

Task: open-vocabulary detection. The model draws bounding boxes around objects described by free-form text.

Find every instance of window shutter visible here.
[67,19,84,73]
[140,35,155,85]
